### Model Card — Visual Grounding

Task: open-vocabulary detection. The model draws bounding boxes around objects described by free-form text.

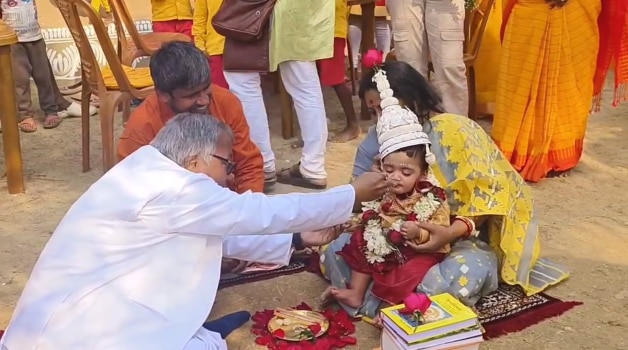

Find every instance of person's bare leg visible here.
[330,270,370,308]
[329,83,360,143]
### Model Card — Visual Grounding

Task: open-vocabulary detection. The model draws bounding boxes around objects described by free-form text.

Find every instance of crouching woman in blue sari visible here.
[319,61,569,320]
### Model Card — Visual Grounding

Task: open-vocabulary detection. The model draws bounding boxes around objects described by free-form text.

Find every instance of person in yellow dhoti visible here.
[472,0,502,116]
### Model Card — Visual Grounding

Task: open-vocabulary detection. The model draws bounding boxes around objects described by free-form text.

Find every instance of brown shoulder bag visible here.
[211,0,277,42]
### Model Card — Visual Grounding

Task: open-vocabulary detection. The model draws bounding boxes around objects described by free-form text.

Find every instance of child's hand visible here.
[401,221,420,240]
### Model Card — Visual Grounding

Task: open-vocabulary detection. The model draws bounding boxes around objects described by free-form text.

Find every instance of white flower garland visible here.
[361,172,443,264]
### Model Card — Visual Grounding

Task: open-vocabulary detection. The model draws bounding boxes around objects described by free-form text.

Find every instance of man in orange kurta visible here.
[117,41,264,194]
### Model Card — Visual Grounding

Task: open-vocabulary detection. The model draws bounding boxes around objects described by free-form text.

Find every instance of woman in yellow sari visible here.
[491,0,601,182]
[320,61,568,318]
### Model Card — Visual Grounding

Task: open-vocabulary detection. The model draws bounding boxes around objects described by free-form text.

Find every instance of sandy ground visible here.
[1,84,627,350]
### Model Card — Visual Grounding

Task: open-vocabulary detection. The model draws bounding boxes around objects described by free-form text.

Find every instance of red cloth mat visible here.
[252,302,358,350]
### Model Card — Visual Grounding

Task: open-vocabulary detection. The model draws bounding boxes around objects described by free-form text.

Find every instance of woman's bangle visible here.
[453,216,476,239]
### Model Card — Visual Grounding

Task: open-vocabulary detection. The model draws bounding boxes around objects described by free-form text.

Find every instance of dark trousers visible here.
[11,39,71,120]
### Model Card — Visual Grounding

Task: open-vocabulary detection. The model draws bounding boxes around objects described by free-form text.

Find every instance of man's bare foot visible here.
[330,287,364,308]
[329,126,360,143]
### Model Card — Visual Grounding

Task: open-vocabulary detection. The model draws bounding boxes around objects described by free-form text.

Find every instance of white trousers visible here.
[224,61,327,179]
[386,0,468,116]
[348,16,392,67]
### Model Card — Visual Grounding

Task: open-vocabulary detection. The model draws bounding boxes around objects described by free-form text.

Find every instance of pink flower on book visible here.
[400,293,432,331]
[402,293,432,314]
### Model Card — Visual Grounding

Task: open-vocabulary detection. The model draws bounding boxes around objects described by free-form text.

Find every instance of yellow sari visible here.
[428,114,567,295]
[492,0,601,182]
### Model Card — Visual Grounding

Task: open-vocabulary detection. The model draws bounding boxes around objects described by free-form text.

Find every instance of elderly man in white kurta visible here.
[0,113,391,350]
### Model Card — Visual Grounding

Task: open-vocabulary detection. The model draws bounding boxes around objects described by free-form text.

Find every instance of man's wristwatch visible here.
[292,232,305,251]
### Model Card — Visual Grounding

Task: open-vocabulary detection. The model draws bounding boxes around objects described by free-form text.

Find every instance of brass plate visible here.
[268,310,330,342]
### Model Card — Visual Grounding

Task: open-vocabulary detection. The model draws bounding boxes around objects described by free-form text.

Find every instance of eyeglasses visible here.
[211,154,236,175]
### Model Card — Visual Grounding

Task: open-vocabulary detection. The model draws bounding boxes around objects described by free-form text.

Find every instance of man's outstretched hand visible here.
[300,225,345,247]
[351,171,392,205]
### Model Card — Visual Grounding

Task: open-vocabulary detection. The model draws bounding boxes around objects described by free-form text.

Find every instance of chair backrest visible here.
[464,0,496,62]
[55,0,134,93]
[108,0,148,53]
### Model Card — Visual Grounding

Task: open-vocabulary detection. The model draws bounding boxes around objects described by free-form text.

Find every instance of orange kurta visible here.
[117,86,265,193]
[492,0,601,182]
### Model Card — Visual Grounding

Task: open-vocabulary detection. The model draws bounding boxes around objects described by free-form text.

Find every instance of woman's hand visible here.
[404,222,459,252]
[545,0,568,8]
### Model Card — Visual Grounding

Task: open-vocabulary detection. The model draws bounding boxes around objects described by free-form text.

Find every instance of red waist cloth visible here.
[336,230,445,305]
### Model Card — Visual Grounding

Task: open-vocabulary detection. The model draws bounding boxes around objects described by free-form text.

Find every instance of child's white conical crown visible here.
[374,69,435,164]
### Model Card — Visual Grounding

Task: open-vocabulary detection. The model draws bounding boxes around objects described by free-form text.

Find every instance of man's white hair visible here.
[150,113,233,166]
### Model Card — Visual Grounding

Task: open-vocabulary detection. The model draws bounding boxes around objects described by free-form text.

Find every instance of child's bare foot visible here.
[329,125,360,143]
[373,315,383,328]
[319,286,334,307]
[330,287,364,308]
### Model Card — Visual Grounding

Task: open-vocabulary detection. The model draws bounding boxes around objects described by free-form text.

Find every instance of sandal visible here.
[43,115,63,129]
[18,118,37,133]
[276,162,327,190]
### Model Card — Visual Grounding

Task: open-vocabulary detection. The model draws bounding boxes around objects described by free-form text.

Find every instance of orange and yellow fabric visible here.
[492,0,601,182]
[150,0,193,22]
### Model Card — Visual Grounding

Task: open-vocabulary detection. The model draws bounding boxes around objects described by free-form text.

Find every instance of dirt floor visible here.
[1,83,627,350]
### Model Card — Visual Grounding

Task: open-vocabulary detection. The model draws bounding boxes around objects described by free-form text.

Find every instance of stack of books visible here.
[379,293,483,350]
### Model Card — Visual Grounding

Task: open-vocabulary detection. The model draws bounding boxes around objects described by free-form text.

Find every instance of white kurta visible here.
[0,146,355,350]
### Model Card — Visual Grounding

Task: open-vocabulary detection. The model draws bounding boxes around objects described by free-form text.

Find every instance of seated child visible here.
[330,68,450,308]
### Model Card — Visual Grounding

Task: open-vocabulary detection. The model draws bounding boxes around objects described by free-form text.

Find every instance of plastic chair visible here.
[55,0,155,172]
